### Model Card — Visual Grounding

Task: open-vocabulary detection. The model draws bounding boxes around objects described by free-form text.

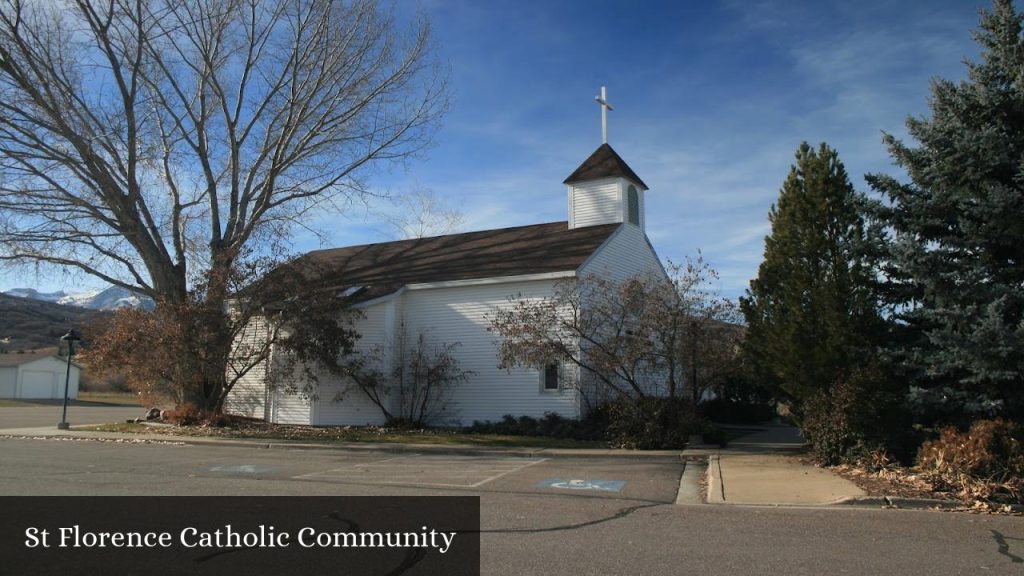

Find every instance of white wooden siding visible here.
[579,224,669,402]
[313,302,390,426]
[224,315,270,419]
[224,314,311,424]
[400,279,579,426]
[580,223,665,282]
[0,367,15,397]
[268,387,311,424]
[570,178,621,228]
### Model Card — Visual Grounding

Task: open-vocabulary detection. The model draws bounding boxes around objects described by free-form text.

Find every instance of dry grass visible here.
[78,392,146,406]
[87,416,606,449]
[0,392,144,407]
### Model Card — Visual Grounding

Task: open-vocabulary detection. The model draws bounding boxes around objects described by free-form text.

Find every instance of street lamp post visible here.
[57,329,81,430]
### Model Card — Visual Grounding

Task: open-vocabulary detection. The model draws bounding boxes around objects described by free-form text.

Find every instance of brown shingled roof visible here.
[292,221,620,301]
[563,143,649,190]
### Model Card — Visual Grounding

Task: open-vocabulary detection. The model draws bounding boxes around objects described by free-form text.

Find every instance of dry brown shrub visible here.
[162,402,224,426]
[916,418,1024,505]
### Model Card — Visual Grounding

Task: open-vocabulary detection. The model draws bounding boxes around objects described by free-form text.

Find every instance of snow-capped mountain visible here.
[2,286,154,311]
[3,288,68,302]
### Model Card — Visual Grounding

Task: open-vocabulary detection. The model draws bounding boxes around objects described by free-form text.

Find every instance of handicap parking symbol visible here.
[199,464,280,476]
[537,478,626,492]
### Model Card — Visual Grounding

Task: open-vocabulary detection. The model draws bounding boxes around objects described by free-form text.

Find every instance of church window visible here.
[627,185,639,225]
[542,364,559,391]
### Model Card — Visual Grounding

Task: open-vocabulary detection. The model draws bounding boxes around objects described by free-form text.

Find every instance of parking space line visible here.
[291,455,549,488]
[291,454,421,479]
[469,457,549,488]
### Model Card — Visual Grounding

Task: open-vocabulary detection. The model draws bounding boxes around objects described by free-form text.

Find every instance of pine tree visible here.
[866,0,1024,415]
[741,143,881,408]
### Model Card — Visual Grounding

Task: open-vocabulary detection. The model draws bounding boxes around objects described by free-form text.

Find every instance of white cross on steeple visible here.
[595,86,613,144]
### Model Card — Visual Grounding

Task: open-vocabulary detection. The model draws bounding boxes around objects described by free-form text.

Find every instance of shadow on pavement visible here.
[720,425,807,454]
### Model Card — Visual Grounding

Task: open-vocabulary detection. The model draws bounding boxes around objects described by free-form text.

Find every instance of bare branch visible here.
[0,0,447,412]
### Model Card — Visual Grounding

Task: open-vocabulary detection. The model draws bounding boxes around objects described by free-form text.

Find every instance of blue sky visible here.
[0,0,993,298]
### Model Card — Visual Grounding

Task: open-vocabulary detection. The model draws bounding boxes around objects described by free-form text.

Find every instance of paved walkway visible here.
[700,425,866,505]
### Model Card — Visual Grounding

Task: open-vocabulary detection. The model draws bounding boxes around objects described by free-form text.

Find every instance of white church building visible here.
[226,140,666,427]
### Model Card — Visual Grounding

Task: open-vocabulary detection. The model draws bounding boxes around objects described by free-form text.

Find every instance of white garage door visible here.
[20,370,55,398]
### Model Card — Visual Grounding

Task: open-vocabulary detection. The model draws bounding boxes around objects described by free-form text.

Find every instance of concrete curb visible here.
[832,496,962,510]
[833,496,1024,512]
[0,428,683,460]
[675,458,707,505]
[706,454,724,504]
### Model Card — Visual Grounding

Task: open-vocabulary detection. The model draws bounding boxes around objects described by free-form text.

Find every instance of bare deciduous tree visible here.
[0,0,447,411]
[654,258,743,403]
[335,327,471,426]
[85,253,361,411]
[491,272,667,405]
[490,258,741,409]
[380,186,464,239]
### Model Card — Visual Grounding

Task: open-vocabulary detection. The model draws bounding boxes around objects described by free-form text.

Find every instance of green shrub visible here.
[468,415,519,436]
[604,397,706,450]
[467,399,708,449]
[916,418,1024,504]
[467,412,606,441]
[801,364,909,465]
[802,383,873,464]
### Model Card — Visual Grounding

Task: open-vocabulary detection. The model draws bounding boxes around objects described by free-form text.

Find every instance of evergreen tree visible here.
[866,0,1024,416]
[741,143,881,409]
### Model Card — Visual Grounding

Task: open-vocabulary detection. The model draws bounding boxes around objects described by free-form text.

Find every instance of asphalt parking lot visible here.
[2,437,1022,576]
[0,440,681,502]
[0,403,685,502]
[286,452,679,502]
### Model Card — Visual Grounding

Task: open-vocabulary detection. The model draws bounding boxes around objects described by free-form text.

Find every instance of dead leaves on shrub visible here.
[833,421,1024,512]
[916,418,1023,506]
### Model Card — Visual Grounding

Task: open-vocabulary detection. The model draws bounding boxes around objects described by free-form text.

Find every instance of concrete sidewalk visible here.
[701,426,867,506]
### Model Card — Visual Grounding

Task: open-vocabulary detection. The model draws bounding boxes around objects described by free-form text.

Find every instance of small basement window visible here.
[542,364,559,391]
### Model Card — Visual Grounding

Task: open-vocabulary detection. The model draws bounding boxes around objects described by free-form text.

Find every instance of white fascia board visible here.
[567,184,575,229]
[404,271,576,291]
[260,270,578,308]
[645,234,671,280]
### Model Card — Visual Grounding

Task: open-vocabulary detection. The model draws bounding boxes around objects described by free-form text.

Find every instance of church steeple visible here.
[564,143,648,189]
[563,143,647,231]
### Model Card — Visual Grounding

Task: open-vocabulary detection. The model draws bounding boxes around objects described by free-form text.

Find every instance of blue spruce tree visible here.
[867,0,1024,417]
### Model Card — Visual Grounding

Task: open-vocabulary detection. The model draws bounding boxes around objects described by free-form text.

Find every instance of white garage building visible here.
[0,349,81,400]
